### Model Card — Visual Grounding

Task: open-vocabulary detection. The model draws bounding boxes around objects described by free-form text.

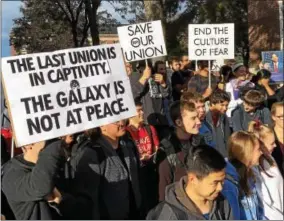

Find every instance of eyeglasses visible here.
[111,121,125,126]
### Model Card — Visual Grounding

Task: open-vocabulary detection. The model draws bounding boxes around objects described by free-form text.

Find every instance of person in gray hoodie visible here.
[130,60,171,124]
[231,90,272,132]
[2,140,64,220]
[147,145,233,220]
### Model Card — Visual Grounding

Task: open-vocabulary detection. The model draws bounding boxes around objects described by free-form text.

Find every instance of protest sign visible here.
[188,23,235,60]
[261,51,283,82]
[1,44,136,147]
[117,20,167,62]
[211,59,225,72]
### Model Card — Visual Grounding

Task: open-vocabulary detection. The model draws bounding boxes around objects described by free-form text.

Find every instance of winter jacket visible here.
[199,121,216,148]
[2,141,64,220]
[58,135,142,220]
[204,111,231,158]
[231,103,272,132]
[157,132,205,201]
[239,177,264,220]
[147,177,233,220]
[222,161,242,220]
[272,131,284,177]
[253,159,283,220]
[130,74,170,122]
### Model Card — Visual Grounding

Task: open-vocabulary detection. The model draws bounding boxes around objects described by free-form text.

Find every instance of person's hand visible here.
[140,154,151,161]
[46,187,62,204]
[261,78,270,87]
[142,66,152,80]
[1,214,6,220]
[154,146,159,152]
[203,87,213,98]
[154,73,166,87]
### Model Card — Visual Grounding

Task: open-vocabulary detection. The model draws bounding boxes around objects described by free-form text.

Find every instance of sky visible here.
[1,0,22,57]
[1,0,128,58]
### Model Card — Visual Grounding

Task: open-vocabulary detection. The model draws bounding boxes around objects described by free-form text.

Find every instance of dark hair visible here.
[219,65,233,83]
[154,60,165,73]
[181,91,204,103]
[242,90,265,107]
[197,60,209,70]
[169,57,180,65]
[134,100,143,107]
[251,69,271,83]
[170,100,196,126]
[185,145,226,179]
[209,89,231,105]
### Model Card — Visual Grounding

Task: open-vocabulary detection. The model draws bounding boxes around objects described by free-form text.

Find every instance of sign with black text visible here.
[188,24,235,60]
[2,44,136,147]
[117,20,167,62]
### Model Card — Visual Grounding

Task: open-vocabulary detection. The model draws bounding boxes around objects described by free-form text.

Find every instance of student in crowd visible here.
[181,91,241,219]
[156,100,204,201]
[205,90,231,158]
[147,145,233,220]
[59,121,142,220]
[171,57,187,101]
[219,65,233,84]
[154,60,172,125]
[228,131,264,220]
[131,61,170,123]
[231,90,272,132]
[180,91,213,146]
[248,121,284,220]
[2,140,65,220]
[271,101,284,176]
[251,69,278,109]
[179,55,193,84]
[126,100,160,212]
[187,60,219,100]
[225,63,254,121]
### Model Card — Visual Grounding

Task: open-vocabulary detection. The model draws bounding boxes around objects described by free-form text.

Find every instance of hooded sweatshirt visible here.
[231,103,272,132]
[147,177,233,220]
[1,140,64,220]
[130,73,170,122]
[204,111,231,158]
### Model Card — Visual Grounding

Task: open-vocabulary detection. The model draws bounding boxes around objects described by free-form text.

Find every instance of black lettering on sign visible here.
[37,53,66,69]
[21,94,54,114]
[66,108,83,127]
[114,81,125,95]
[85,98,129,121]
[29,72,45,87]
[26,113,60,135]
[6,57,35,74]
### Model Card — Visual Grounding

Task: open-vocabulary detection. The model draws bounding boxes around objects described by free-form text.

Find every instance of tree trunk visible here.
[84,0,100,45]
[71,22,79,47]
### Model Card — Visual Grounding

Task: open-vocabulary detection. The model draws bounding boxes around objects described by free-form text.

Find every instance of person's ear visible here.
[188,173,198,184]
[175,119,183,127]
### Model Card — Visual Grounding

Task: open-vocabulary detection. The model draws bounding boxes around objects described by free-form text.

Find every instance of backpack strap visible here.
[144,124,155,152]
[160,138,184,182]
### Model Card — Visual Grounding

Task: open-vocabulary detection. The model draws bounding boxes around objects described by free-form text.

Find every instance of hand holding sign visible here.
[154,74,166,86]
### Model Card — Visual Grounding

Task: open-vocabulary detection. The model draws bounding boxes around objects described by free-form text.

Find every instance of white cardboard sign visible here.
[2,44,136,147]
[117,20,167,62]
[188,23,235,60]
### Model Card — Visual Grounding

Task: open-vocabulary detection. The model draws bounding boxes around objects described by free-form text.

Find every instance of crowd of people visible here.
[1,56,284,220]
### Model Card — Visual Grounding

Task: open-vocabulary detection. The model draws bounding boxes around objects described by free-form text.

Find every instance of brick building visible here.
[248,0,283,51]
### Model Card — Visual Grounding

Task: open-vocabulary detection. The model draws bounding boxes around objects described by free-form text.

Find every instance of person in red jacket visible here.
[127,100,160,212]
